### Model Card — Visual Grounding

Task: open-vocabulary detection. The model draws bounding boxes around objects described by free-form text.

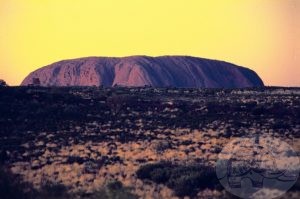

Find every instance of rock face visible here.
[21,56,264,88]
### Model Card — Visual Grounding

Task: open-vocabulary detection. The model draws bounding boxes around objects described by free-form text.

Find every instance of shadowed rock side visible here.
[21,56,264,88]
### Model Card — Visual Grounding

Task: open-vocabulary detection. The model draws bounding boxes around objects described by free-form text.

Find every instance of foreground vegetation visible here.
[0,86,299,198]
[136,162,220,197]
[0,165,138,199]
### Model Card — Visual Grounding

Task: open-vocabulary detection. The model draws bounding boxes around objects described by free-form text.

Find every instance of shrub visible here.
[170,174,200,197]
[136,162,173,180]
[252,106,265,116]
[136,163,220,198]
[0,166,33,199]
[66,156,85,164]
[63,105,84,120]
[154,140,171,154]
[106,95,136,116]
[106,180,123,190]
[0,79,8,87]
[150,168,171,184]
[38,180,69,199]
[0,150,8,164]
[86,180,138,199]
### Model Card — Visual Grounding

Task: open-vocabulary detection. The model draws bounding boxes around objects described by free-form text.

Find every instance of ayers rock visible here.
[21,56,264,88]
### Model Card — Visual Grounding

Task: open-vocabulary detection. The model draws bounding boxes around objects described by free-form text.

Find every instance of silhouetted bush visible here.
[38,180,69,199]
[272,121,290,130]
[150,168,171,184]
[252,106,265,116]
[66,156,85,164]
[106,180,123,191]
[0,166,34,199]
[154,140,171,154]
[106,94,136,116]
[63,104,84,120]
[0,150,9,164]
[136,162,220,197]
[84,180,138,199]
[0,79,8,87]
[136,162,173,180]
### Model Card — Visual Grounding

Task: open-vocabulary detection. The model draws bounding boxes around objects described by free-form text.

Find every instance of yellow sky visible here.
[0,0,299,86]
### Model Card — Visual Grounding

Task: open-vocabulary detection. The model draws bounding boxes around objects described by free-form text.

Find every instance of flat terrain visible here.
[0,86,300,199]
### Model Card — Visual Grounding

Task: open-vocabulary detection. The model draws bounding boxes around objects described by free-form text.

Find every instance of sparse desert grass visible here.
[0,86,299,198]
